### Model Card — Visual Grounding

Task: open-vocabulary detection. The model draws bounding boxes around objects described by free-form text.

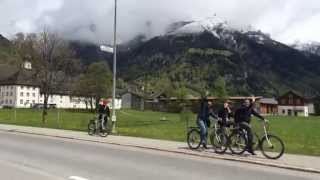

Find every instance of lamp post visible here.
[99,0,117,134]
[111,0,118,134]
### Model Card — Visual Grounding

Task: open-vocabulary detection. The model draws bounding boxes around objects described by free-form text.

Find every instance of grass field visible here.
[0,109,319,156]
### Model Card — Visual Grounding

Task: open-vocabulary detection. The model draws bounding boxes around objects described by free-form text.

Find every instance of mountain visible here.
[116,18,320,97]
[0,34,20,65]
[291,42,320,56]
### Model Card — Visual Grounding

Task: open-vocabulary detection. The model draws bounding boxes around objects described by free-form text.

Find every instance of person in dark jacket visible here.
[218,101,233,126]
[98,99,110,130]
[197,98,218,149]
[234,99,265,155]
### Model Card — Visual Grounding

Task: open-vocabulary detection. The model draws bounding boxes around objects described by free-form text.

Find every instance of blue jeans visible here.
[197,119,208,145]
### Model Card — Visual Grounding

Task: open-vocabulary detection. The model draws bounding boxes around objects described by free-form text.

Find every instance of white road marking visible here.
[69,176,89,180]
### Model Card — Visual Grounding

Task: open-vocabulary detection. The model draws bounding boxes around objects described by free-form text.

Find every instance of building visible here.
[120,90,144,110]
[277,90,315,117]
[257,98,278,115]
[0,62,91,109]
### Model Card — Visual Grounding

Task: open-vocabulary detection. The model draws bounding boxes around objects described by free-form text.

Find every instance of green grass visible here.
[0,109,319,156]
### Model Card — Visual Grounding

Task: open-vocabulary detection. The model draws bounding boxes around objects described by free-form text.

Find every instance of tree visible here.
[213,76,228,103]
[14,30,80,123]
[75,61,112,111]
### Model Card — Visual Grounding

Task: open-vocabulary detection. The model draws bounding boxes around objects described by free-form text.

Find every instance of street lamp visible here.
[100,0,118,134]
[111,0,118,134]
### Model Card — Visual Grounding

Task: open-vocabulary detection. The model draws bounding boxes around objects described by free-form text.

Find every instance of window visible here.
[282,110,286,114]
[9,100,12,104]
[27,92,30,97]
[32,100,35,104]
[20,92,24,96]
[6,92,9,96]
[33,87,35,90]
[20,99,23,105]
[10,86,13,90]
[21,86,24,89]
[5,99,8,104]
[27,87,30,90]
[26,100,30,104]
[32,93,35,97]
[288,94,294,105]
[10,92,13,96]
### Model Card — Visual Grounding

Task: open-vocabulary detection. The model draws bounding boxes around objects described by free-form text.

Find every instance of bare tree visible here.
[14,30,80,123]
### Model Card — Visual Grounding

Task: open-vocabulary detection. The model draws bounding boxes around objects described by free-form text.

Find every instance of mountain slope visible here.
[0,34,20,65]
[117,19,320,96]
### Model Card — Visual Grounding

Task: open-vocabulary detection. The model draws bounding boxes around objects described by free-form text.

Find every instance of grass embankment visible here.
[0,109,319,156]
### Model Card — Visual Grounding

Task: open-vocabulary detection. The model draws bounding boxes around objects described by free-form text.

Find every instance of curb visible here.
[1,128,320,175]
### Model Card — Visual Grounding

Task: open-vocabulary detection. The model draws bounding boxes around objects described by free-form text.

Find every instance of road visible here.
[0,131,318,180]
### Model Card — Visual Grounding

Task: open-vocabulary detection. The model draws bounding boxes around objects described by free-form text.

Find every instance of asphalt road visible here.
[0,131,318,180]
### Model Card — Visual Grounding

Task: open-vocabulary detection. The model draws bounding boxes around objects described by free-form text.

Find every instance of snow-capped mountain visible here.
[167,16,275,48]
[291,42,320,56]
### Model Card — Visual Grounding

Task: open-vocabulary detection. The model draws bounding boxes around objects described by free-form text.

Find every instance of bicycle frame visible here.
[262,121,273,147]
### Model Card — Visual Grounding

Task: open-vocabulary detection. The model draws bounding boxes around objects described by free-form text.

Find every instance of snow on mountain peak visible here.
[291,41,320,55]
[168,16,231,37]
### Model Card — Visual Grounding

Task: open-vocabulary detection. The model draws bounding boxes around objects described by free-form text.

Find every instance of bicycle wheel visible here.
[99,129,108,137]
[212,131,228,154]
[88,120,96,135]
[228,131,247,155]
[260,134,285,159]
[187,129,201,150]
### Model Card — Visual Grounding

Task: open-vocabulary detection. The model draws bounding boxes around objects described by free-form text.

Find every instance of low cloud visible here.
[0,0,319,44]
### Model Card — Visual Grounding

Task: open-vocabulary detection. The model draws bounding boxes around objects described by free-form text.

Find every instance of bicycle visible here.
[254,120,285,159]
[187,117,228,152]
[187,117,222,150]
[209,119,230,154]
[187,126,202,149]
[88,115,109,137]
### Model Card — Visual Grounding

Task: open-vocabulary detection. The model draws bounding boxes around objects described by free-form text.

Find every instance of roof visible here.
[152,96,263,101]
[0,64,19,81]
[278,90,314,101]
[259,98,278,105]
[0,64,38,87]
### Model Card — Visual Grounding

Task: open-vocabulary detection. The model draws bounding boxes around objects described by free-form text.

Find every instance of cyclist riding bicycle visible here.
[197,98,218,149]
[98,99,110,130]
[217,101,233,127]
[234,98,265,155]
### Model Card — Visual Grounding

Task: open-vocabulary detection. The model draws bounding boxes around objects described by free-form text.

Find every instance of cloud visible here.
[0,0,319,44]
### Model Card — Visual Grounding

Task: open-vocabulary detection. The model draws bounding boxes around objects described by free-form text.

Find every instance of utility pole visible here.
[111,0,118,134]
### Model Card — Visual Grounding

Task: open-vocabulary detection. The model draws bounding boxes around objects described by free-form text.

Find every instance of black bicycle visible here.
[88,116,109,137]
[187,127,202,149]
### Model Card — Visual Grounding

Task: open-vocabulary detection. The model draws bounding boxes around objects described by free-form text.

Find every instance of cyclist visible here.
[217,101,233,127]
[98,99,110,130]
[197,98,218,149]
[234,98,265,155]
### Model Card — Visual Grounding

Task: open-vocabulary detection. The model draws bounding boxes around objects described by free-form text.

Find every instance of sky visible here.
[0,0,320,44]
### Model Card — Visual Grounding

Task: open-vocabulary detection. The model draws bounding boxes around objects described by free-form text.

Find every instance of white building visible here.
[0,62,93,109]
[277,90,315,117]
